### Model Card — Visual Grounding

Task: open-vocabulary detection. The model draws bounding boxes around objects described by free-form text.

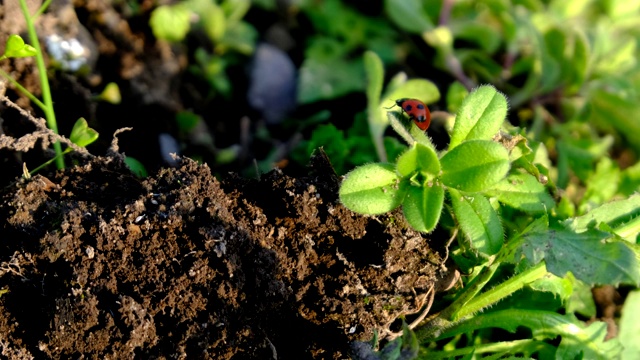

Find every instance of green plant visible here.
[382,0,640,214]
[342,53,640,358]
[342,83,510,235]
[0,0,99,171]
[149,0,255,97]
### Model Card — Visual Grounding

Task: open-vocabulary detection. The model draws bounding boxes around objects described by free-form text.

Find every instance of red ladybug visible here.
[390,98,431,131]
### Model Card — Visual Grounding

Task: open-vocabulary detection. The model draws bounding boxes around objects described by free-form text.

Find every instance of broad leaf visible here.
[519,229,640,286]
[440,140,510,192]
[449,189,503,255]
[403,183,444,233]
[486,173,554,214]
[449,85,508,150]
[340,163,406,214]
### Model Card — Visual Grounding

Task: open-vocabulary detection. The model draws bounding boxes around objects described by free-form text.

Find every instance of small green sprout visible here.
[0,34,37,61]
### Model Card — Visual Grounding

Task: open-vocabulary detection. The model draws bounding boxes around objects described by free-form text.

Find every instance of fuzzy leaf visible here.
[440,140,510,192]
[449,189,503,255]
[486,172,554,214]
[396,143,440,178]
[519,229,640,286]
[449,85,508,150]
[340,163,406,214]
[403,183,444,233]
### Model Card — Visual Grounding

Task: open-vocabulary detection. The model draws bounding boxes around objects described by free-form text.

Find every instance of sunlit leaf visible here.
[449,189,503,255]
[440,140,510,192]
[69,118,98,148]
[339,163,406,214]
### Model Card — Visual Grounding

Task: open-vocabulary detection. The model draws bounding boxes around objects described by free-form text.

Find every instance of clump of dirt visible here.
[0,143,448,358]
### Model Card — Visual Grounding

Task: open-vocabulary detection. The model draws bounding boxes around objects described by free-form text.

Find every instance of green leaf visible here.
[384,0,433,34]
[1,34,37,59]
[446,81,468,115]
[365,51,384,114]
[149,5,191,42]
[564,194,640,240]
[202,2,226,41]
[580,157,621,210]
[589,89,640,153]
[298,39,365,103]
[219,21,257,55]
[400,321,419,358]
[566,273,596,318]
[440,140,510,192]
[449,189,503,255]
[396,143,440,178]
[339,163,406,214]
[486,172,554,214]
[556,321,623,360]
[438,309,623,359]
[221,0,251,25]
[619,290,640,360]
[69,118,98,148]
[176,111,202,133]
[97,82,121,104]
[519,229,640,286]
[402,183,444,233]
[528,273,573,304]
[449,85,508,150]
[620,160,640,196]
[124,156,148,178]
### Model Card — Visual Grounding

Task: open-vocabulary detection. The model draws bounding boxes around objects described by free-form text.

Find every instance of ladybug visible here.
[389,98,431,131]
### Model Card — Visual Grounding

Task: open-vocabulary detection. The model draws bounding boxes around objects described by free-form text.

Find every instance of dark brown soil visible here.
[0,147,451,359]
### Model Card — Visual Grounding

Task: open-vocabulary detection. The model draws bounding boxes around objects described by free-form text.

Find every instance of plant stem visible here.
[441,259,499,321]
[0,69,46,110]
[33,0,53,20]
[614,215,640,243]
[452,261,548,320]
[19,0,65,169]
[387,111,416,146]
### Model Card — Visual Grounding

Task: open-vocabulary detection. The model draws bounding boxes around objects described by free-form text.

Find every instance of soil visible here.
[0,144,456,359]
